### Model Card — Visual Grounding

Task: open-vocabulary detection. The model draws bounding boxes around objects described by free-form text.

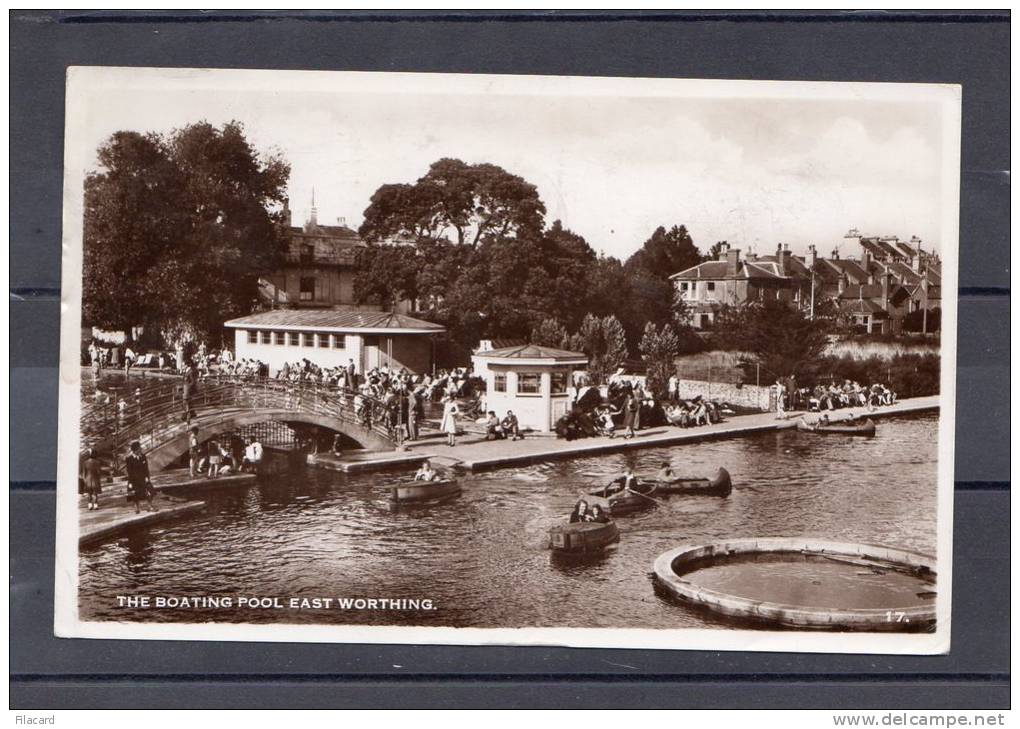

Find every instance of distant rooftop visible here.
[224,309,445,333]
[473,343,588,363]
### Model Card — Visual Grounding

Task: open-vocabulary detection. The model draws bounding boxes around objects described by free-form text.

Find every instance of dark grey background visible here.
[10,10,1010,710]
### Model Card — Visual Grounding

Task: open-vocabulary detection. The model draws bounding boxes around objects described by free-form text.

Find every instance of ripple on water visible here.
[79,414,940,628]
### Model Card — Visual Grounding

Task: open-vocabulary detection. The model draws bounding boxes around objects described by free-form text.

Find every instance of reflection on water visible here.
[79,414,939,629]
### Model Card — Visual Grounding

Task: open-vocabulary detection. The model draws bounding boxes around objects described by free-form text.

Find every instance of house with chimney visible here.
[670,243,800,329]
[670,234,939,333]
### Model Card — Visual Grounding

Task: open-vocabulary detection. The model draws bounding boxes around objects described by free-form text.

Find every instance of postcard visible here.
[55,67,959,652]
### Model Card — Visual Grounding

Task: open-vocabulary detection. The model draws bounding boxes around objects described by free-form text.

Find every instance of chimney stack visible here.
[807,244,817,269]
[831,247,840,260]
[282,199,292,227]
[882,271,892,308]
[779,243,791,276]
[838,272,847,295]
[716,241,730,261]
[726,248,741,276]
[862,250,872,279]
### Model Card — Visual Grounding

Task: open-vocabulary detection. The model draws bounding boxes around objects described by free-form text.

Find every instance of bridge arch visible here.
[144,408,395,471]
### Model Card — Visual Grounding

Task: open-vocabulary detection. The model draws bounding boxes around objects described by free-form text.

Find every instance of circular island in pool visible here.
[653,538,936,632]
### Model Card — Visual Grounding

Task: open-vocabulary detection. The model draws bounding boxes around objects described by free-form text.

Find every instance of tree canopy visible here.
[358,158,546,246]
[353,159,710,366]
[83,121,289,344]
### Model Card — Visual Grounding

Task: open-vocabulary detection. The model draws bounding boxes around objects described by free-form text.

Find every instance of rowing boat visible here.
[390,478,462,504]
[647,467,732,497]
[797,418,876,436]
[588,481,659,515]
[548,520,620,554]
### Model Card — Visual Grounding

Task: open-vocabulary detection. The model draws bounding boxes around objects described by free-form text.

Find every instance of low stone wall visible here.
[674,378,772,412]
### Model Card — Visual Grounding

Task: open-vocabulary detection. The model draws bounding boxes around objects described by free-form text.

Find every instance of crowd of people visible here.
[804,380,897,412]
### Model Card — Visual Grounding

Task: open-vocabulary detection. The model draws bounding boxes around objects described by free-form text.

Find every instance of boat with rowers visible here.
[797,416,876,436]
[548,519,620,554]
[390,477,462,504]
[588,474,659,515]
[645,467,732,497]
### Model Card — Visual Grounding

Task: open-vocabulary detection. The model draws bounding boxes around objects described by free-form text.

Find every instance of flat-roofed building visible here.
[225,309,445,375]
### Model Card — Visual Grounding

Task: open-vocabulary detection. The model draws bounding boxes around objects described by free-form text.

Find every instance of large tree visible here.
[566,314,629,386]
[625,224,703,279]
[358,158,546,246]
[83,121,289,344]
[639,322,682,398]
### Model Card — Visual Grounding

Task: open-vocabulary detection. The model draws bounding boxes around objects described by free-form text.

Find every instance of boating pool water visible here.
[79,413,939,629]
[676,555,936,610]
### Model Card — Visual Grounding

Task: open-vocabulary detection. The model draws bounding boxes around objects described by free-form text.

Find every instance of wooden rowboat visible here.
[588,481,658,515]
[390,478,462,504]
[548,520,620,554]
[648,467,732,497]
[797,418,876,436]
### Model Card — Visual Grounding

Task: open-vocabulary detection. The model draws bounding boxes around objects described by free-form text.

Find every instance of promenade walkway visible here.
[372,395,940,472]
[78,469,255,546]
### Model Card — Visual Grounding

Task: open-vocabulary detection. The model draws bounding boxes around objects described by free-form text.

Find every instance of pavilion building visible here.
[471,344,589,433]
[225,309,445,376]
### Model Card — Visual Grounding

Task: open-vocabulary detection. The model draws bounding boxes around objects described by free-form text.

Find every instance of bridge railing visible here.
[83,375,400,470]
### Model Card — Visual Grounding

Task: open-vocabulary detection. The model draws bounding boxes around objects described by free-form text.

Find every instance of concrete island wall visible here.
[653,537,937,632]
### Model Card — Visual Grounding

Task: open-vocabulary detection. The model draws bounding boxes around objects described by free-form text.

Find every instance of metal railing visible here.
[82,375,402,470]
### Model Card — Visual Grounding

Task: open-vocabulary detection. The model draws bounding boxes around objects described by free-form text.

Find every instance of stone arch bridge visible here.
[82,376,400,472]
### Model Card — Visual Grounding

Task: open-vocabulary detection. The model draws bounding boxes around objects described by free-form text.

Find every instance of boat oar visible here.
[625,487,667,507]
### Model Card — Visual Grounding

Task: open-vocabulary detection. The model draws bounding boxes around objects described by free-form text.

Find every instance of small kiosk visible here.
[471,344,589,433]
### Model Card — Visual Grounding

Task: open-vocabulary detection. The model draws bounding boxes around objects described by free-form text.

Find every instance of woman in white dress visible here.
[440,397,460,447]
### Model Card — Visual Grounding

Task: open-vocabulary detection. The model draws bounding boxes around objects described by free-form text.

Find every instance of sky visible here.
[72,69,955,261]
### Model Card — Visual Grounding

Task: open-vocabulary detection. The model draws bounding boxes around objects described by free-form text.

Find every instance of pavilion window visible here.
[247,330,257,344]
[299,276,315,301]
[274,331,286,345]
[333,334,346,349]
[259,330,271,344]
[517,373,541,395]
[288,332,300,346]
[318,332,331,348]
[302,332,314,347]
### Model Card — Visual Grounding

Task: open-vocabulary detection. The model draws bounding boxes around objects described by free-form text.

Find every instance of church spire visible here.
[309,187,318,226]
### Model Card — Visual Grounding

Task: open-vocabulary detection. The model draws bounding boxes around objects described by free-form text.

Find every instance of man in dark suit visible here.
[124,441,157,514]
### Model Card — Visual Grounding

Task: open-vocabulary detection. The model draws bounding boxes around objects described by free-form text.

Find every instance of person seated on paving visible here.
[413,459,440,482]
[818,414,830,426]
[242,437,263,472]
[569,499,591,523]
[484,411,503,440]
[588,504,610,523]
[596,406,618,437]
[331,434,344,457]
[124,440,157,514]
[501,410,521,441]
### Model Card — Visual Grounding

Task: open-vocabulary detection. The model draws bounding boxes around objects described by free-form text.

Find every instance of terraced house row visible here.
[670,230,942,333]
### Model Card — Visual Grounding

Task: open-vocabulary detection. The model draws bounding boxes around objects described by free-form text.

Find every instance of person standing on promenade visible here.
[405,387,419,442]
[124,345,136,377]
[188,427,201,478]
[622,391,638,439]
[207,438,222,478]
[440,396,459,447]
[125,441,156,514]
[182,362,197,424]
[83,448,103,510]
[775,379,786,420]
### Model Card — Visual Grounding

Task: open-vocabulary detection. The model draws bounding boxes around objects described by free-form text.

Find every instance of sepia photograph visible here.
[54,67,960,652]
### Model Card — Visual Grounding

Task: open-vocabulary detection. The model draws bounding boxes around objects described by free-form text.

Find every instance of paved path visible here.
[399,395,940,471]
[79,469,255,546]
